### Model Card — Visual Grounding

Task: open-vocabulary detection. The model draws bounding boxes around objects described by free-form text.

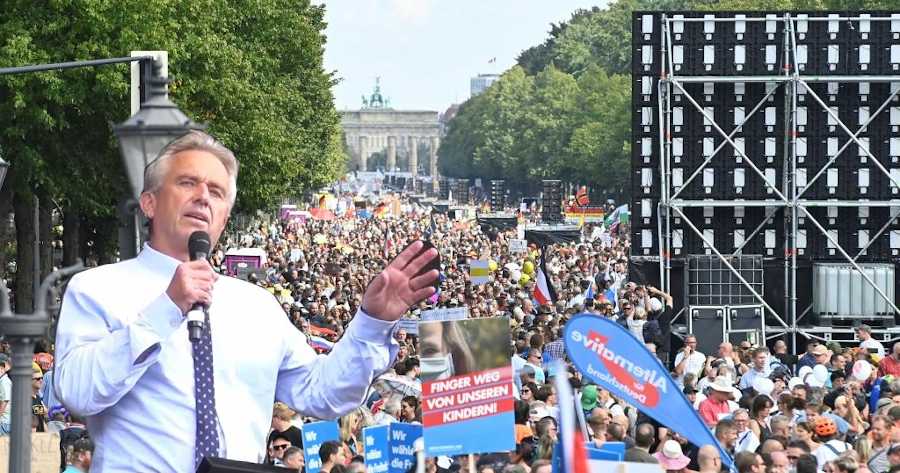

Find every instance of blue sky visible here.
[322,0,607,113]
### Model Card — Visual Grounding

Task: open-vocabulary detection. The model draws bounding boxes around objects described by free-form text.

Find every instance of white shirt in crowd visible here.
[735,429,760,453]
[673,350,706,386]
[860,338,885,358]
[54,245,398,473]
[814,439,851,470]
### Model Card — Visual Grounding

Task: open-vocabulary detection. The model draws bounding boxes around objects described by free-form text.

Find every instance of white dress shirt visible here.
[54,245,398,472]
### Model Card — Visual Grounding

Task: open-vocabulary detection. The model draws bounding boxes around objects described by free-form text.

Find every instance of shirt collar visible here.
[137,243,183,275]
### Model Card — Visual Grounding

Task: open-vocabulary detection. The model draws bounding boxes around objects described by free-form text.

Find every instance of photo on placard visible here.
[418,319,509,382]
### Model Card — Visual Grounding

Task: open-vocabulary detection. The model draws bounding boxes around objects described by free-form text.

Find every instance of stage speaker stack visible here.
[455,179,470,205]
[490,180,506,212]
[439,178,450,200]
[541,180,563,223]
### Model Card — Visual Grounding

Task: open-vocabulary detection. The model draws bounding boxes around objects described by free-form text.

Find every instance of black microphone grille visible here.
[188,231,211,258]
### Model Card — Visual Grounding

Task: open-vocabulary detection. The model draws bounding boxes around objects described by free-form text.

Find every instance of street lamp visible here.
[0,54,202,473]
[113,60,206,257]
[0,156,8,190]
[114,59,206,202]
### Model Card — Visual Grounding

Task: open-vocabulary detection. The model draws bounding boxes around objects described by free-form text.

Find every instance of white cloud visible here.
[389,0,432,24]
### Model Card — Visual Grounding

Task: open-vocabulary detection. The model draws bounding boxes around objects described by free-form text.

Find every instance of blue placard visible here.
[364,423,422,473]
[388,423,421,473]
[302,420,340,473]
[564,315,733,468]
[363,425,391,473]
[585,441,626,461]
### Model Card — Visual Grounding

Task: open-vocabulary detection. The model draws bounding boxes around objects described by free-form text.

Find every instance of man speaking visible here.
[54,131,439,472]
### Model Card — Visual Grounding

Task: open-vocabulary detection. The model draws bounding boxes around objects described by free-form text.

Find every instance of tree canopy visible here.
[0,0,347,310]
[0,0,346,215]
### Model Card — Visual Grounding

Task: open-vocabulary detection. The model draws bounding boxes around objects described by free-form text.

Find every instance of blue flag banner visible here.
[302,420,340,473]
[364,423,423,473]
[563,315,733,468]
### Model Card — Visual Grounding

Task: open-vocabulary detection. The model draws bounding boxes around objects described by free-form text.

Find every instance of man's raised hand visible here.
[361,240,439,321]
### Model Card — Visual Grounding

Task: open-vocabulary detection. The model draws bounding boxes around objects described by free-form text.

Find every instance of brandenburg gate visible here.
[340,79,441,178]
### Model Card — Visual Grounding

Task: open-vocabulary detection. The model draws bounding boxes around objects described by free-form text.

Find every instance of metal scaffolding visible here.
[653,13,900,349]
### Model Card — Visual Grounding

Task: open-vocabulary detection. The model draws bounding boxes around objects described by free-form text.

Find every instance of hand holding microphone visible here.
[165,231,216,342]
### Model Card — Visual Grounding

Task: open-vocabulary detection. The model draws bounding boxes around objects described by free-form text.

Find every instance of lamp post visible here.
[0,156,8,188]
[0,54,203,472]
[113,59,207,258]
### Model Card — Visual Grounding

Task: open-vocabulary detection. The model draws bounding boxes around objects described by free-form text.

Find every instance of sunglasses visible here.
[273,444,290,450]
[32,376,43,381]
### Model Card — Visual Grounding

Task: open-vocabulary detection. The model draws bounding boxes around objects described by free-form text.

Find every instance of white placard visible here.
[509,239,528,254]
[420,307,468,321]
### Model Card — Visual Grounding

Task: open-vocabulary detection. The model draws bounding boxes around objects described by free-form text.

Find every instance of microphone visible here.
[187,231,212,343]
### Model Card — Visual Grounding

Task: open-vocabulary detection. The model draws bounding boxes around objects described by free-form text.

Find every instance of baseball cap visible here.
[581,385,598,411]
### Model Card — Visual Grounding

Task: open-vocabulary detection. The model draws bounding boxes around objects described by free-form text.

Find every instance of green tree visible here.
[0,0,345,310]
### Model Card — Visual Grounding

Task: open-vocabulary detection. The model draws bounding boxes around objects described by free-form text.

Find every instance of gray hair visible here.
[382,397,402,417]
[142,130,239,205]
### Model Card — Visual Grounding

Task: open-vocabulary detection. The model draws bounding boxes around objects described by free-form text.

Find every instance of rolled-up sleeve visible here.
[275,304,399,420]
[54,274,183,416]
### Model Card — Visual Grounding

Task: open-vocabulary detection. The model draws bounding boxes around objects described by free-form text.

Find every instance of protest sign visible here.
[508,239,528,254]
[585,441,625,461]
[469,259,490,285]
[397,318,419,335]
[302,420,340,473]
[564,315,733,468]
[223,248,266,278]
[420,307,467,321]
[0,432,60,473]
[364,423,422,473]
[420,318,514,456]
[279,204,298,220]
[363,425,390,473]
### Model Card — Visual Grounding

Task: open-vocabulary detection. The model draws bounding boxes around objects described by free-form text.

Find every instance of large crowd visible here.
[7,185,900,473]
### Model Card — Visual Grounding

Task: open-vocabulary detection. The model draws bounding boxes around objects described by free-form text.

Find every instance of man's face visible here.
[718,343,731,357]
[753,352,766,369]
[733,412,750,432]
[871,420,890,443]
[814,351,829,365]
[720,427,737,449]
[890,450,900,466]
[140,150,232,257]
[685,337,697,351]
[32,372,43,392]
[284,451,304,470]
[77,450,92,469]
[748,454,766,473]
[787,447,805,465]
[272,439,291,460]
[833,355,846,370]
[773,378,786,393]
[769,451,789,473]
[857,329,869,341]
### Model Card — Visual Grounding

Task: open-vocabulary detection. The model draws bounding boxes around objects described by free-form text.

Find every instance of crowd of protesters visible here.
[8,184,900,473]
